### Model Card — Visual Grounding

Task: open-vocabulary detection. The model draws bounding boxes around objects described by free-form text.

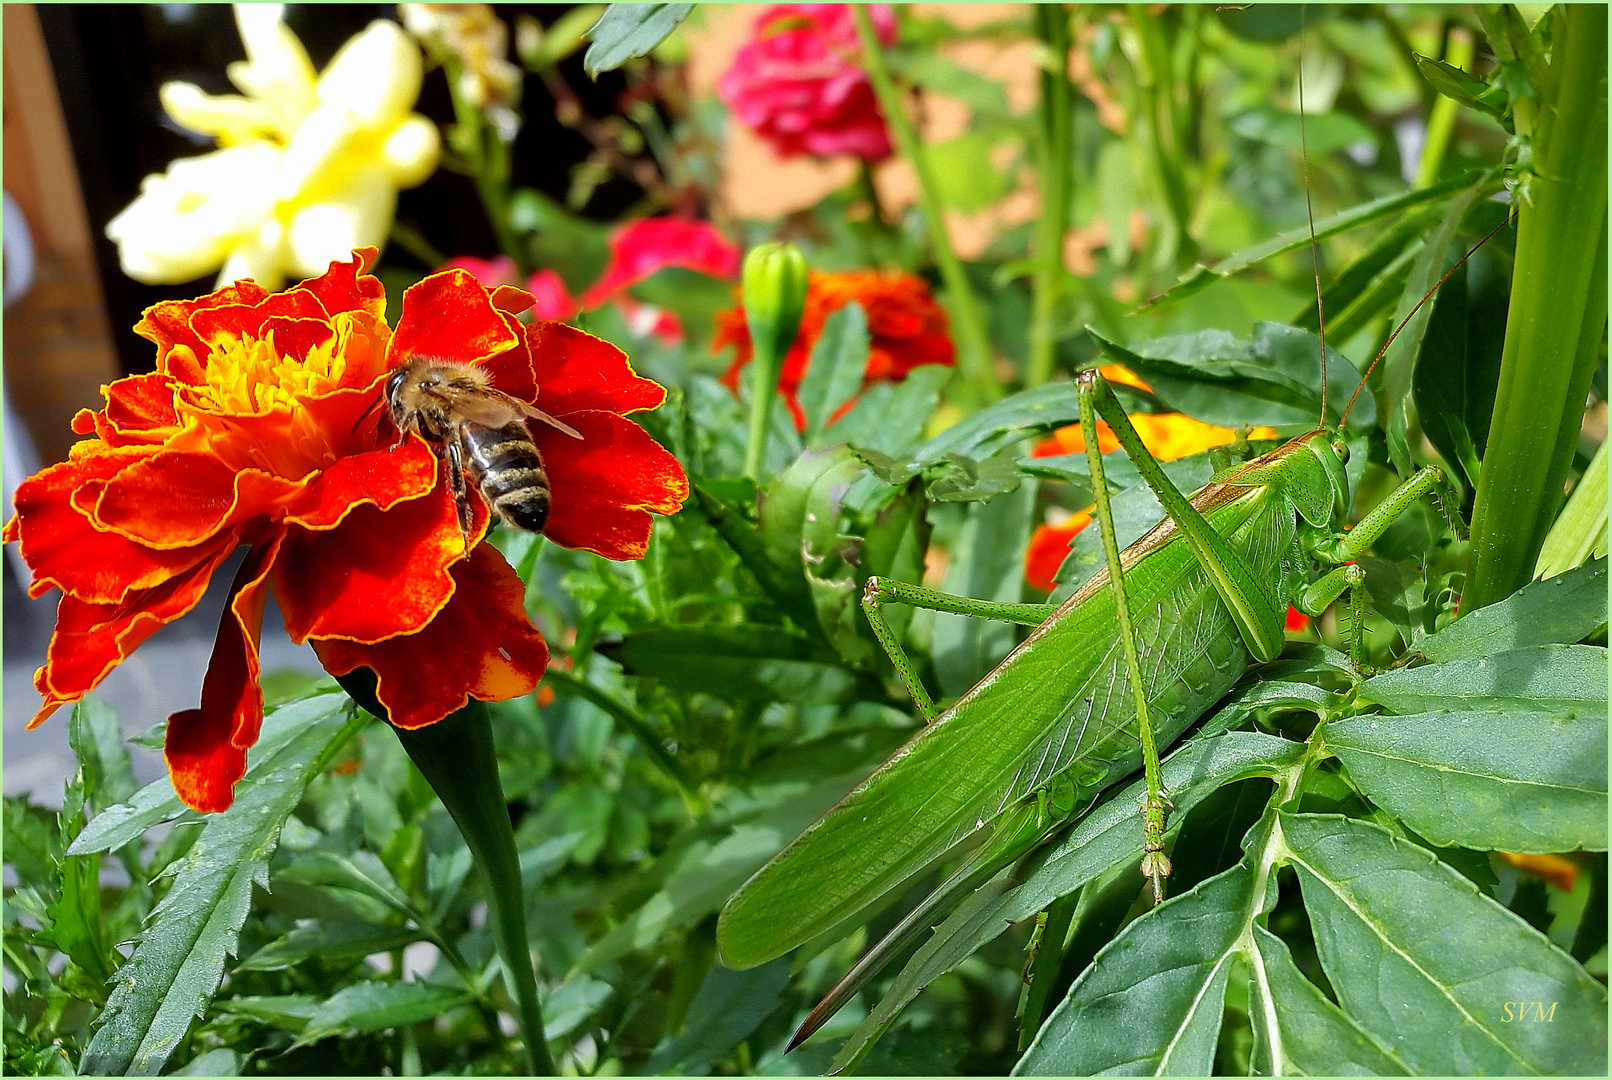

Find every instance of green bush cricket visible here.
[715,217,1511,1058]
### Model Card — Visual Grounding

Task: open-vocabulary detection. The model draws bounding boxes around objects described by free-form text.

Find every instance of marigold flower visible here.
[106,6,439,289]
[443,256,580,322]
[718,4,897,161]
[4,250,687,813]
[1024,411,1279,591]
[715,269,955,429]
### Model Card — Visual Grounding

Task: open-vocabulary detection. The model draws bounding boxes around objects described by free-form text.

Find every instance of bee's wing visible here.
[487,388,584,440]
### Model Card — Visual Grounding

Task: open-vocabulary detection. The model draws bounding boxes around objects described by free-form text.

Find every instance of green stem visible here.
[743,344,780,483]
[1465,5,1607,612]
[1028,5,1072,388]
[336,671,555,1075]
[852,4,999,406]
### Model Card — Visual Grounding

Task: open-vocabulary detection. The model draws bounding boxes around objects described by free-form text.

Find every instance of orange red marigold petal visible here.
[291,248,385,320]
[11,447,236,603]
[188,290,330,353]
[524,321,667,417]
[280,440,439,531]
[165,535,281,813]
[389,269,521,368]
[78,372,179,444]
[30,541,239,729]
[311,543,549,730]
[534,411,689,561]
[135,280,272,364]
[273,480,480,645]
[88,452,305,550]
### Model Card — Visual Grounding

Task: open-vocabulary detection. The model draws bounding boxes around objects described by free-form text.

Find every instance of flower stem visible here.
[744,348,780,483]
[1465,4,1607,611]
[1028,5,1072,388]
[335,671,555,1075]
[851,4,998,406]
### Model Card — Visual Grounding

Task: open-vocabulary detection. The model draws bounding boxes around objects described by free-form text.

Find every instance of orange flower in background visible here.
[4,250,688,813]
[714,269,956,429]
[1023,409,1279,592]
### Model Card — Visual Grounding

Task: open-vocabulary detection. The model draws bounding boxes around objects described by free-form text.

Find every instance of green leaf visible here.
[928,130,1019,213]
[927,450,1030,504]
[170,1048,244,1076]
[67,694,348,857]
[79,698,354,1076]
[1416,557,1607,661]
[643,959,791,1074]
[68,697,136,814]
[1228,105,1378,154]
[1381,179,1492,476]
[236,921,426,972]
[1278,812,1608,1075]
[214,994,320,1031]
[1244,924,1410,1075]
[273,850,415,918]
[294,980,474,1046]
[540,976,612,1040]
[1326,710,1607,853]
[1016,862,1258,1076]
[1357,644,1608,713]
[1088,322,1372,430]
[831,364,950,457]
[599,625,857,704]
[798,303,871,447]
[1415,54,1509,122]
[1146,170,1488,308]
[4,797,58,889]
[833,734,1309,1068]
[933,480,1037,696]
[1413,246,1510,492]
[581,3,692,76]
[895,53,1012,119]
[915,381,1087,462]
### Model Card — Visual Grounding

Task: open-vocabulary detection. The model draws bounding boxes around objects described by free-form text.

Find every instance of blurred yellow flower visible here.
[106,5,440,288]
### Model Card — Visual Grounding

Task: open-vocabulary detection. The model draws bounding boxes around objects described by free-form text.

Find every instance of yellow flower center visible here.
[169,328,378,478]
[194,330,352,415]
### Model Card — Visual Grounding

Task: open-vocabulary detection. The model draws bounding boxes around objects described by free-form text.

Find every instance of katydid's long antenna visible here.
[1298,5,1328,427]
[1338,211,1516,428]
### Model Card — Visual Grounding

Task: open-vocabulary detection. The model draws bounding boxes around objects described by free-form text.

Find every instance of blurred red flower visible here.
[718,4,897,161]
[714,268,955,429]
[447,218,740,346]
[580,217,742,308]
[5,250,687,812]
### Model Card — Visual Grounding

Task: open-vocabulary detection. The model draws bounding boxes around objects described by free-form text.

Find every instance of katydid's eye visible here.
[1332,440,1350,463]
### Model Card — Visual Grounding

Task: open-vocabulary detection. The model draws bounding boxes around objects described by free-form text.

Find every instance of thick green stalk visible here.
[1027,5,1072,388]
[1465,5,1607,612]
[852,4,999,405]
[336,671,555,1075]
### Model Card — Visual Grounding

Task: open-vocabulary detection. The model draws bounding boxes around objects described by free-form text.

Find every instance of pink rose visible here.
[718,4,896,161]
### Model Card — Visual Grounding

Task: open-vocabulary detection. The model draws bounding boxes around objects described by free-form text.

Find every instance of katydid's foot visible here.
[1139,790,1173,905]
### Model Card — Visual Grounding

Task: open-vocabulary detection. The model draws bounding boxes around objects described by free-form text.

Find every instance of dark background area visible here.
[37,3,647,376]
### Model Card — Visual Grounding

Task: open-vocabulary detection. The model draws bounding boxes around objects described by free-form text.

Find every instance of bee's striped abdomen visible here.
[461,421,551,533]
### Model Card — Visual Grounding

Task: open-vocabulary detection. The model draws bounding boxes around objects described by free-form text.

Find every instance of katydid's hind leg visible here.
[862,577,1057,722]
[1078,371,1287,663]
[1077,371,1176,903]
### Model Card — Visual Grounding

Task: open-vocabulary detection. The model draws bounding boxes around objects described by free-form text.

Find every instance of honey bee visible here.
[382,357,581,541]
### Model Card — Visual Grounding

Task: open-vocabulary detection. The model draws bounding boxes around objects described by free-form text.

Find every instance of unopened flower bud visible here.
[741,241,808,373]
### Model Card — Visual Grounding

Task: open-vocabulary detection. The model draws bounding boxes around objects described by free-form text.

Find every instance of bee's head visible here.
[384,365,409,406]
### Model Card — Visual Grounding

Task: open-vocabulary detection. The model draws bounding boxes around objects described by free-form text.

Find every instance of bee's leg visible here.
[444,440,473,543]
